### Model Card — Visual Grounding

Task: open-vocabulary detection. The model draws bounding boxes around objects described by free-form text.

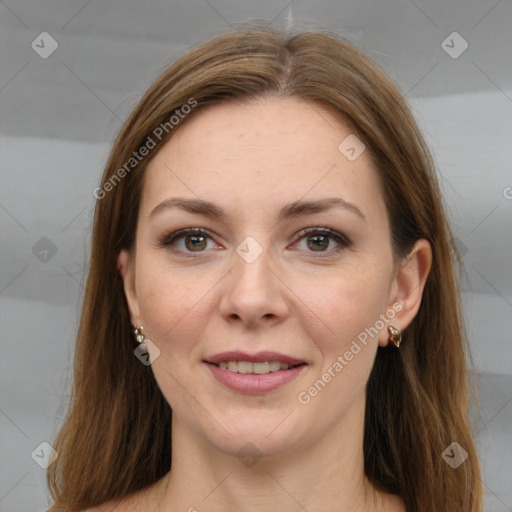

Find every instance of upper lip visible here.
[204,351,306,366]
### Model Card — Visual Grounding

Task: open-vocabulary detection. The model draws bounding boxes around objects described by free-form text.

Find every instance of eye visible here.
[293,227,351,255]
[160,228,218,255]
[159,226,351,257]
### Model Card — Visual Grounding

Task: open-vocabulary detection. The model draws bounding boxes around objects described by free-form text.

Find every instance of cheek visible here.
[293,261,391,353]
[134,257,213,350]
[293,271,388,419]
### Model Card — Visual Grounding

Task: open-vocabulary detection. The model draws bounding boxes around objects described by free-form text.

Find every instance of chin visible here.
[185,402,308,461]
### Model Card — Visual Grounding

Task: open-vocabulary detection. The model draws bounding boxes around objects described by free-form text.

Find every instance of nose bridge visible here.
[232,234,273,292]
[235,235,266,266]
[220,233,288,325]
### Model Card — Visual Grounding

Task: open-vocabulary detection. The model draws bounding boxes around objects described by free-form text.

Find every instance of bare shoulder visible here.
[80,482,160,512]
[77,472,170,512]
[80,497,136,512]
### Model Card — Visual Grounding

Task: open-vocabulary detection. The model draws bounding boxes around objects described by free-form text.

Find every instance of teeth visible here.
[269,361,281,372]
[217,361,291,374]
[253,362,270,374]
[238,361,253,374]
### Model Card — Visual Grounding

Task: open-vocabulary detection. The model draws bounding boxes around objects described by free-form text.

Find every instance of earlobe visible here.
[379,239,432,347]
[117,249,141,325]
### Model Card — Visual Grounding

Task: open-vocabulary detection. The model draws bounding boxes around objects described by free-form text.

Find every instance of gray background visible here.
[0,0,511,510]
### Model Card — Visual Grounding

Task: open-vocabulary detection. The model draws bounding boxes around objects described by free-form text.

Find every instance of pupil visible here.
[186,235,206,251]
[308,235,328,251]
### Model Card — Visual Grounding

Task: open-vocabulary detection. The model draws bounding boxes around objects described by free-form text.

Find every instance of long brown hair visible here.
[46,26,483,511]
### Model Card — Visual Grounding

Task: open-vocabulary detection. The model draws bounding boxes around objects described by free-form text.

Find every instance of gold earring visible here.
[387,325,402,348]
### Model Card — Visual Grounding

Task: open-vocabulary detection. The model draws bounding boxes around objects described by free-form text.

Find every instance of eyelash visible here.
[159,226,352,258]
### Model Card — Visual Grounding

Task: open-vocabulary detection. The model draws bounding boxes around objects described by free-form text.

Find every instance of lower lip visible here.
[205,362,306,394]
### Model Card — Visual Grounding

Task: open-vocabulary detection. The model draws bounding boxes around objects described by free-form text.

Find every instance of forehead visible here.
[140,96,384,222]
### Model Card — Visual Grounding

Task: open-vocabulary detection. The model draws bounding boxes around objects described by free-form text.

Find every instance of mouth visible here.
[206,360,306,374]
[203,351,308,394]
[204,350,307,374]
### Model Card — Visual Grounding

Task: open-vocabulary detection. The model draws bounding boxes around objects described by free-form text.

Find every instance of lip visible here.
[203,351,308,395]
[205,362,307,394]
[204,351,305,366]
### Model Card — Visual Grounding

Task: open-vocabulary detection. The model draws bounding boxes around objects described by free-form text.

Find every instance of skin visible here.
[110,96,431,512]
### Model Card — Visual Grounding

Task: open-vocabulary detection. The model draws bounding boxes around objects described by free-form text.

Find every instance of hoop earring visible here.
[387,325,402,348]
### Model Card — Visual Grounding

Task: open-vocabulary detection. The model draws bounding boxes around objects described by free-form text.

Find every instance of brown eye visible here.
[184,234,208,251]
[295,227,351,255]
[160,228,216,255]
[306,234,330,251]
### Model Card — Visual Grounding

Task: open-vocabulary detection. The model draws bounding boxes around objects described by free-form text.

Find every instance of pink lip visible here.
[205,362,307,394]
[205,351,305,366]
[203,351,307,395]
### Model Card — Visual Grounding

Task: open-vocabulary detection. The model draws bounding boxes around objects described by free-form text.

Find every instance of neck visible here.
[157,394,391,512]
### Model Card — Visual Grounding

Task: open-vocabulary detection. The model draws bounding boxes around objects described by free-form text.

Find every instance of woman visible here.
[46,26,483,511]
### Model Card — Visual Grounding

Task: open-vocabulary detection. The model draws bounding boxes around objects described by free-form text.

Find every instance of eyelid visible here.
[160,227,217,246]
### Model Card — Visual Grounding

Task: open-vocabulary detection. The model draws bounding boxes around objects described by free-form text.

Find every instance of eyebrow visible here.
[149,197,366,222]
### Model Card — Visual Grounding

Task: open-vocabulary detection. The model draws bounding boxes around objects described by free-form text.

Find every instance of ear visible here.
[378,239,432,347]
[117,249,141,326]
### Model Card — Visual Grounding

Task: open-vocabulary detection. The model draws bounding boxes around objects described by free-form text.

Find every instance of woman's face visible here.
[119,96,407,458]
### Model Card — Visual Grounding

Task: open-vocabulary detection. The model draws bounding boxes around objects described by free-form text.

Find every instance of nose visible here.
[219,240,289,329]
